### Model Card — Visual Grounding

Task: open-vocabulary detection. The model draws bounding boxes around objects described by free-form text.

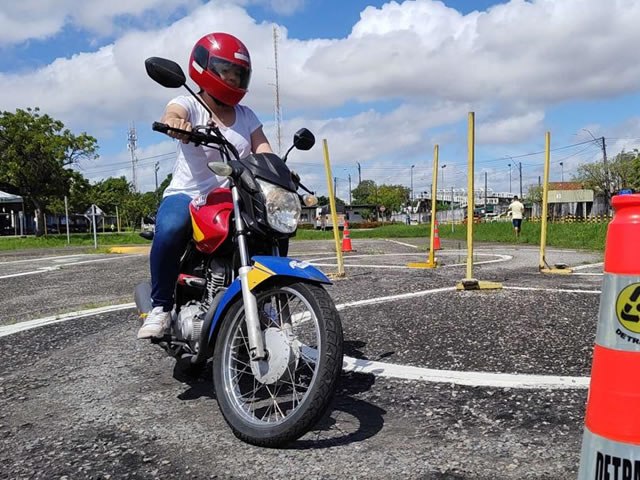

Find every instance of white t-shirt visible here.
[509,200,525,219]
[162,95,262,199]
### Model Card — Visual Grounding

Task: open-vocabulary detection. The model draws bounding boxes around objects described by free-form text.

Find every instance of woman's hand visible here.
[162,104,191,143]
[165,117,192,143]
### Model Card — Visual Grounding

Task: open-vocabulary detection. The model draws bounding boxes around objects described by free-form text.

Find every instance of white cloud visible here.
[4,0,640,121]
[2,0,640,195]
[0,0,198,44]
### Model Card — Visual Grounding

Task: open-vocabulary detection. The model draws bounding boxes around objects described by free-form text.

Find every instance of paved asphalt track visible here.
[0,238,604,479]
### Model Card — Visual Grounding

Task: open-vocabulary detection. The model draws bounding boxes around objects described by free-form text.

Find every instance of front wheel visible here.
[212,280,343,447]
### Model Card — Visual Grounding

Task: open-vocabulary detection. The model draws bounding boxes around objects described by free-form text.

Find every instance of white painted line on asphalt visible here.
[336,287,456,309]
[311,256,511,270]
[58,254,142,267]
[384,239,419,249]
[0,267,60,279]
[0,254,89,265]
[572,272,604,276]
[504,286,601,294]
[313,263,423,269]
[1,285,597,389]
[0,254,142,280]
[308,252,512,269]
[0,288,454,337]
[0,303,136,338]
[342,356,589,389]
[572,262,604,271]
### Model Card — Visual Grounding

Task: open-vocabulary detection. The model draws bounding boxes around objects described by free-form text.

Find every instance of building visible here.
[0,190,25,235]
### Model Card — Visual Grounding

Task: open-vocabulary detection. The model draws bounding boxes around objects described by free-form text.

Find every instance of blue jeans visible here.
[150,193,192,310]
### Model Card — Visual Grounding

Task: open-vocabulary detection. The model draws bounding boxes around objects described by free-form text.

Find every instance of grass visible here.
[295,221,608,251]
[0,221,608,252]
[0,232,150,251]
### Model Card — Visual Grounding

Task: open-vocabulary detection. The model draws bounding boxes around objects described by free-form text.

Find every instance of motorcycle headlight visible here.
[256,179,301,233]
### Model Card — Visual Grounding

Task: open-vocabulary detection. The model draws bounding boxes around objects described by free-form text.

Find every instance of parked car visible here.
[490,211,513,223]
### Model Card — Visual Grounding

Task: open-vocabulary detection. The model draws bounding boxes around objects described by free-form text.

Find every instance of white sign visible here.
[84,204,104,218]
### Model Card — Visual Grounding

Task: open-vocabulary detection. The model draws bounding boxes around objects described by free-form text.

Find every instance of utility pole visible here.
[519,162,523,199]
[272,26,283,155]
[508,163,512,193]
[602,136,609,211]
[410,165,415,205]
[154,162,160,206]
[334,177,337,200]
[127,123,138,192]
[583,129,609,212]
[451,186,454,233]
[348,174,352,205]
[484,171,488,212]
[356,162,361,185]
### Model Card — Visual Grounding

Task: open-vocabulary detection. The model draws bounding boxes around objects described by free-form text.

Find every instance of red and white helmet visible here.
[188,32,251,106]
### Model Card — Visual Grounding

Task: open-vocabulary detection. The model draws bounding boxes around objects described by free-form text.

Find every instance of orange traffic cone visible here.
[433,219,441,251]
[341,220,353,253]
[578,194,640,479]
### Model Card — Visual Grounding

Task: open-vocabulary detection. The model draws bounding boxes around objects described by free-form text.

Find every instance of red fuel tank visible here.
[189,188,233,254]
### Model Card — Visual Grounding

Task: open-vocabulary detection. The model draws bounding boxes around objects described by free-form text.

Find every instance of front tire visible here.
[212,281,343,447]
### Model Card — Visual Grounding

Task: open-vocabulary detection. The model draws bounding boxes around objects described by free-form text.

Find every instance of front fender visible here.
[208,256,331,340]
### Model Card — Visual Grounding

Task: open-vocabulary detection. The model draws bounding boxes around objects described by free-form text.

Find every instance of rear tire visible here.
[212,281,343,447]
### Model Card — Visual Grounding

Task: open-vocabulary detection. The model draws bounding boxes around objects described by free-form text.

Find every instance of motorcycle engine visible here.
[175,301,205,343]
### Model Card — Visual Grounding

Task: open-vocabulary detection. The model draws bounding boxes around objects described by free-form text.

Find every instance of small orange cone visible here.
[341,220,353,253]
[433,219,441,251]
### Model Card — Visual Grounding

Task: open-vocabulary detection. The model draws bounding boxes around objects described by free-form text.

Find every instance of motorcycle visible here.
[134,57,344,447]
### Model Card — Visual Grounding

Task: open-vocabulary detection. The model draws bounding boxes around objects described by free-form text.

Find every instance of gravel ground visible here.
[0,238,604,479]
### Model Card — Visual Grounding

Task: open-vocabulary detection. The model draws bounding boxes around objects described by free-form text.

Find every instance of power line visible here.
[80,152,176,173]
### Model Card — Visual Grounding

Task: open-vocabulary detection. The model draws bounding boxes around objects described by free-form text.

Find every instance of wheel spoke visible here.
[222,284,326,427]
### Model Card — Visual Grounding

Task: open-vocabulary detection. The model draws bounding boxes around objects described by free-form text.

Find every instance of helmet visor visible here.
[209,58,251,90]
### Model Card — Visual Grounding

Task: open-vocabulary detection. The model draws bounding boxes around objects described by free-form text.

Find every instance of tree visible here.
[351,180,378,205]
[157,173,172,202]
[377,184,410,214]
[90,177,133,213]
[526,184,543,203]
[574,150,640,196]
[0,108,98,235]
[316,195,345,207]
[47,171,93,223]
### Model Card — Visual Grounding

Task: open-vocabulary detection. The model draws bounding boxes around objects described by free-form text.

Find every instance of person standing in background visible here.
[508,195,525,238]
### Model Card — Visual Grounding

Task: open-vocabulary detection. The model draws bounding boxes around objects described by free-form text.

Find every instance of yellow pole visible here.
[466,112,475,281]
[539,132,551,270]
[407,145,439,269]
[322,139,345,277]
[428,145,439,265]
[456,113,502,290]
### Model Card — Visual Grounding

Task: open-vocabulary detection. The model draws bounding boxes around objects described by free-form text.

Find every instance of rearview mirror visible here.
[293,128,315,151]
[145,57,186,88]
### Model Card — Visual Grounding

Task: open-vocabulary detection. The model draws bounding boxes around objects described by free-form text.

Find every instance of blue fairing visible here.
[208,256,331,340]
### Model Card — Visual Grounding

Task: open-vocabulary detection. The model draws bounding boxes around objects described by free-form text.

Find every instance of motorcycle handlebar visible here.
[152,122,224,147]
[152,122,306,192]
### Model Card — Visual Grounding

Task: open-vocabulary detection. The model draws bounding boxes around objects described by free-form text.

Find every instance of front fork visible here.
[238,265,267,360]
[231,184,267,361]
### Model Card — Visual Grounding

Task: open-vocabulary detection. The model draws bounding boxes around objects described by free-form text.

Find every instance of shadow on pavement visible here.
[173,340,387,449]
[290,370,386,450]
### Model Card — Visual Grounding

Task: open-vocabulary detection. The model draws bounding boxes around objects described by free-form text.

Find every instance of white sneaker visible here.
[137,307,170,339]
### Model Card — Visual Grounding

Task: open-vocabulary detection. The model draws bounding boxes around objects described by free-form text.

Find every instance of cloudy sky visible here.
[1,0,639,200]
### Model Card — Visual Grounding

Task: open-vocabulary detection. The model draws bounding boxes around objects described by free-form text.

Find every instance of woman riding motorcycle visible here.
[138,32,273,339]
